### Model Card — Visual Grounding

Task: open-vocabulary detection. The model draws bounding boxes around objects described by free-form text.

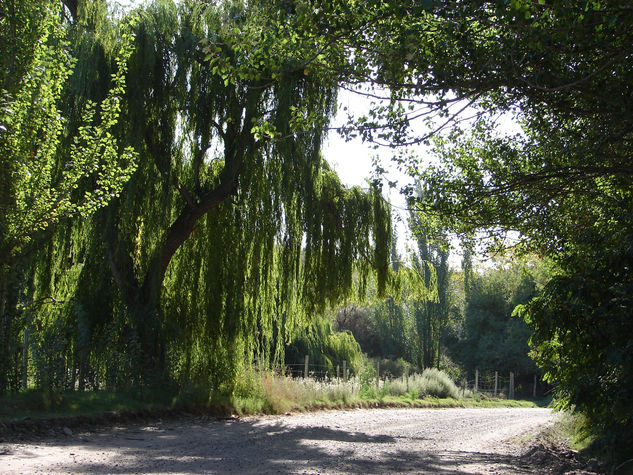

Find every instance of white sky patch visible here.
[324,87,524,270]
[323,88,416,262]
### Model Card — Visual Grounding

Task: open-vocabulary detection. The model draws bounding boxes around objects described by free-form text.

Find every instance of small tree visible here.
[0,0,137,393]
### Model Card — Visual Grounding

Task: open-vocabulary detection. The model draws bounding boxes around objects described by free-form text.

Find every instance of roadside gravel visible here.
[1,407,563,474]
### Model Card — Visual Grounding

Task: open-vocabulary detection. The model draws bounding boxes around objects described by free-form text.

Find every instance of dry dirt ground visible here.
[0,407,601,474]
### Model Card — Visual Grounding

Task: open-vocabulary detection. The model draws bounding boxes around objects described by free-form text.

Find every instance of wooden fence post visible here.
[343,360,347,380]
[336,364,340,379]
[475,369,479,393]
[533,374,537,398]
[509,372,515,399]
[405,364,409,391]
[376,360,380,386]
[494,371,498,398]
[304,355,309,379]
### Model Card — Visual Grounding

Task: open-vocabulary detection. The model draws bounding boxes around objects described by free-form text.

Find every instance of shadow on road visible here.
[37,417,537,474]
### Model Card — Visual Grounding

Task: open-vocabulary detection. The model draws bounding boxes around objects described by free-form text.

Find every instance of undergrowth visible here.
[229,368,540,415]
[550,411,633,473]
[0,369,542,422]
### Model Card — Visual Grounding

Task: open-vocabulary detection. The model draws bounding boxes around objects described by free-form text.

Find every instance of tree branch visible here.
[139,84,264,305]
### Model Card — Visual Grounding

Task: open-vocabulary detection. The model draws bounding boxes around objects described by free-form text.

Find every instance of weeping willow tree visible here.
[22,0,392,395]
[285,313,365,378]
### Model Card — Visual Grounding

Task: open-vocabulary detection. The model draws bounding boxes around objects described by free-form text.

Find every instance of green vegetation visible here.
[1,0,631,467]
[445,256,543,381]
[387,2,633,462]
[0,0,393,398]
[0,389,166,421]
[285,316,365,378]
[333,253,545,397]
[547,412,595,454]
[239,370,541,415]
[0,368,541,422]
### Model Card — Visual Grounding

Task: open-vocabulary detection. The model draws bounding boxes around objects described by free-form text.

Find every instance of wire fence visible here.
[279,357,542,399]
[283,361,350,380]
[470,371,509,397]
[460,370,541,399]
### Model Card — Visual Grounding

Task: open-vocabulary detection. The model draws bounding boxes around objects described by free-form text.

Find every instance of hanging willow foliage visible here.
[21,0,394,395]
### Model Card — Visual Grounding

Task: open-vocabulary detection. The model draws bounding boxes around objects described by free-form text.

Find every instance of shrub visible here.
[408,368,460,399]
[385,378,408,396]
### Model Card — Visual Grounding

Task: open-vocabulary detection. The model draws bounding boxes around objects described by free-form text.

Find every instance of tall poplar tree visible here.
[409,204,450,370]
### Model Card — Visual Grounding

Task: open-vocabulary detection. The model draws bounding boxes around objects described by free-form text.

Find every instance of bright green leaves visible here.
[69,19,139,215]
[13,1,395,395]
[0,1,137,265]
[1,0,70,256]
[250,120,280,141]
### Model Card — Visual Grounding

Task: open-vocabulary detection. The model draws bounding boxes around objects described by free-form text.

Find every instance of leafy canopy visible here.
[0,0,137,268]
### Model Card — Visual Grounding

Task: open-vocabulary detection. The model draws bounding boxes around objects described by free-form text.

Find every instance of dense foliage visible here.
[516,221,633,458]
[333,237,445,371]
[0,0,137,393]
[0,0,393,397]
[2,0,631,462]
[285,316,365,378]
[270,0,633,458]
[376,0,633,460]
[446,257,540,379]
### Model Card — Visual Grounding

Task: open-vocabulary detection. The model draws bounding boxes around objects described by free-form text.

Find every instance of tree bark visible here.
[61,0,78,22]
[0,275,9,394]
[139,87,261,306]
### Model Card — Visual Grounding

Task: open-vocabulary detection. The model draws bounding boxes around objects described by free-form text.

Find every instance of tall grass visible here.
[232,373,362,414]
[1,369,529,421]
[232,368,463,414]
[362,368,460,400]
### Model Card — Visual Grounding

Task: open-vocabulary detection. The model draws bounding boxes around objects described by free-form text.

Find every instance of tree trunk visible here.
[104,86,263,385]
[0,264,23,394]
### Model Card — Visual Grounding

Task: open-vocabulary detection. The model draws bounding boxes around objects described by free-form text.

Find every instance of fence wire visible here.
[280,361,537,399]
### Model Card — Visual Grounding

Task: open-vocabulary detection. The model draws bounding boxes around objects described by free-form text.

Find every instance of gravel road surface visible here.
[1,407,557,474]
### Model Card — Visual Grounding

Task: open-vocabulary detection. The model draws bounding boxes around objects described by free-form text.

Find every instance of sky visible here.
[322,89,418,260]
[323,89,522,270]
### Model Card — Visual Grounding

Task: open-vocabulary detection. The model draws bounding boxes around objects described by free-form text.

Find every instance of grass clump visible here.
[548,411,631,472]
[229,371,363,415]
[367,369,460,399]
[408,368,460,399]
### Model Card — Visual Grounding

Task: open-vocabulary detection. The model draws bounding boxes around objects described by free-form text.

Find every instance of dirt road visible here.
[1,407,558,474]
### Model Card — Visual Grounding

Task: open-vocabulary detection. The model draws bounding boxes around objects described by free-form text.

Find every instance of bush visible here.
[375,357,414,378]
[285,318,365,378]
[360,368,460,400]
[386,378,409,396]
[408,368,460,399]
